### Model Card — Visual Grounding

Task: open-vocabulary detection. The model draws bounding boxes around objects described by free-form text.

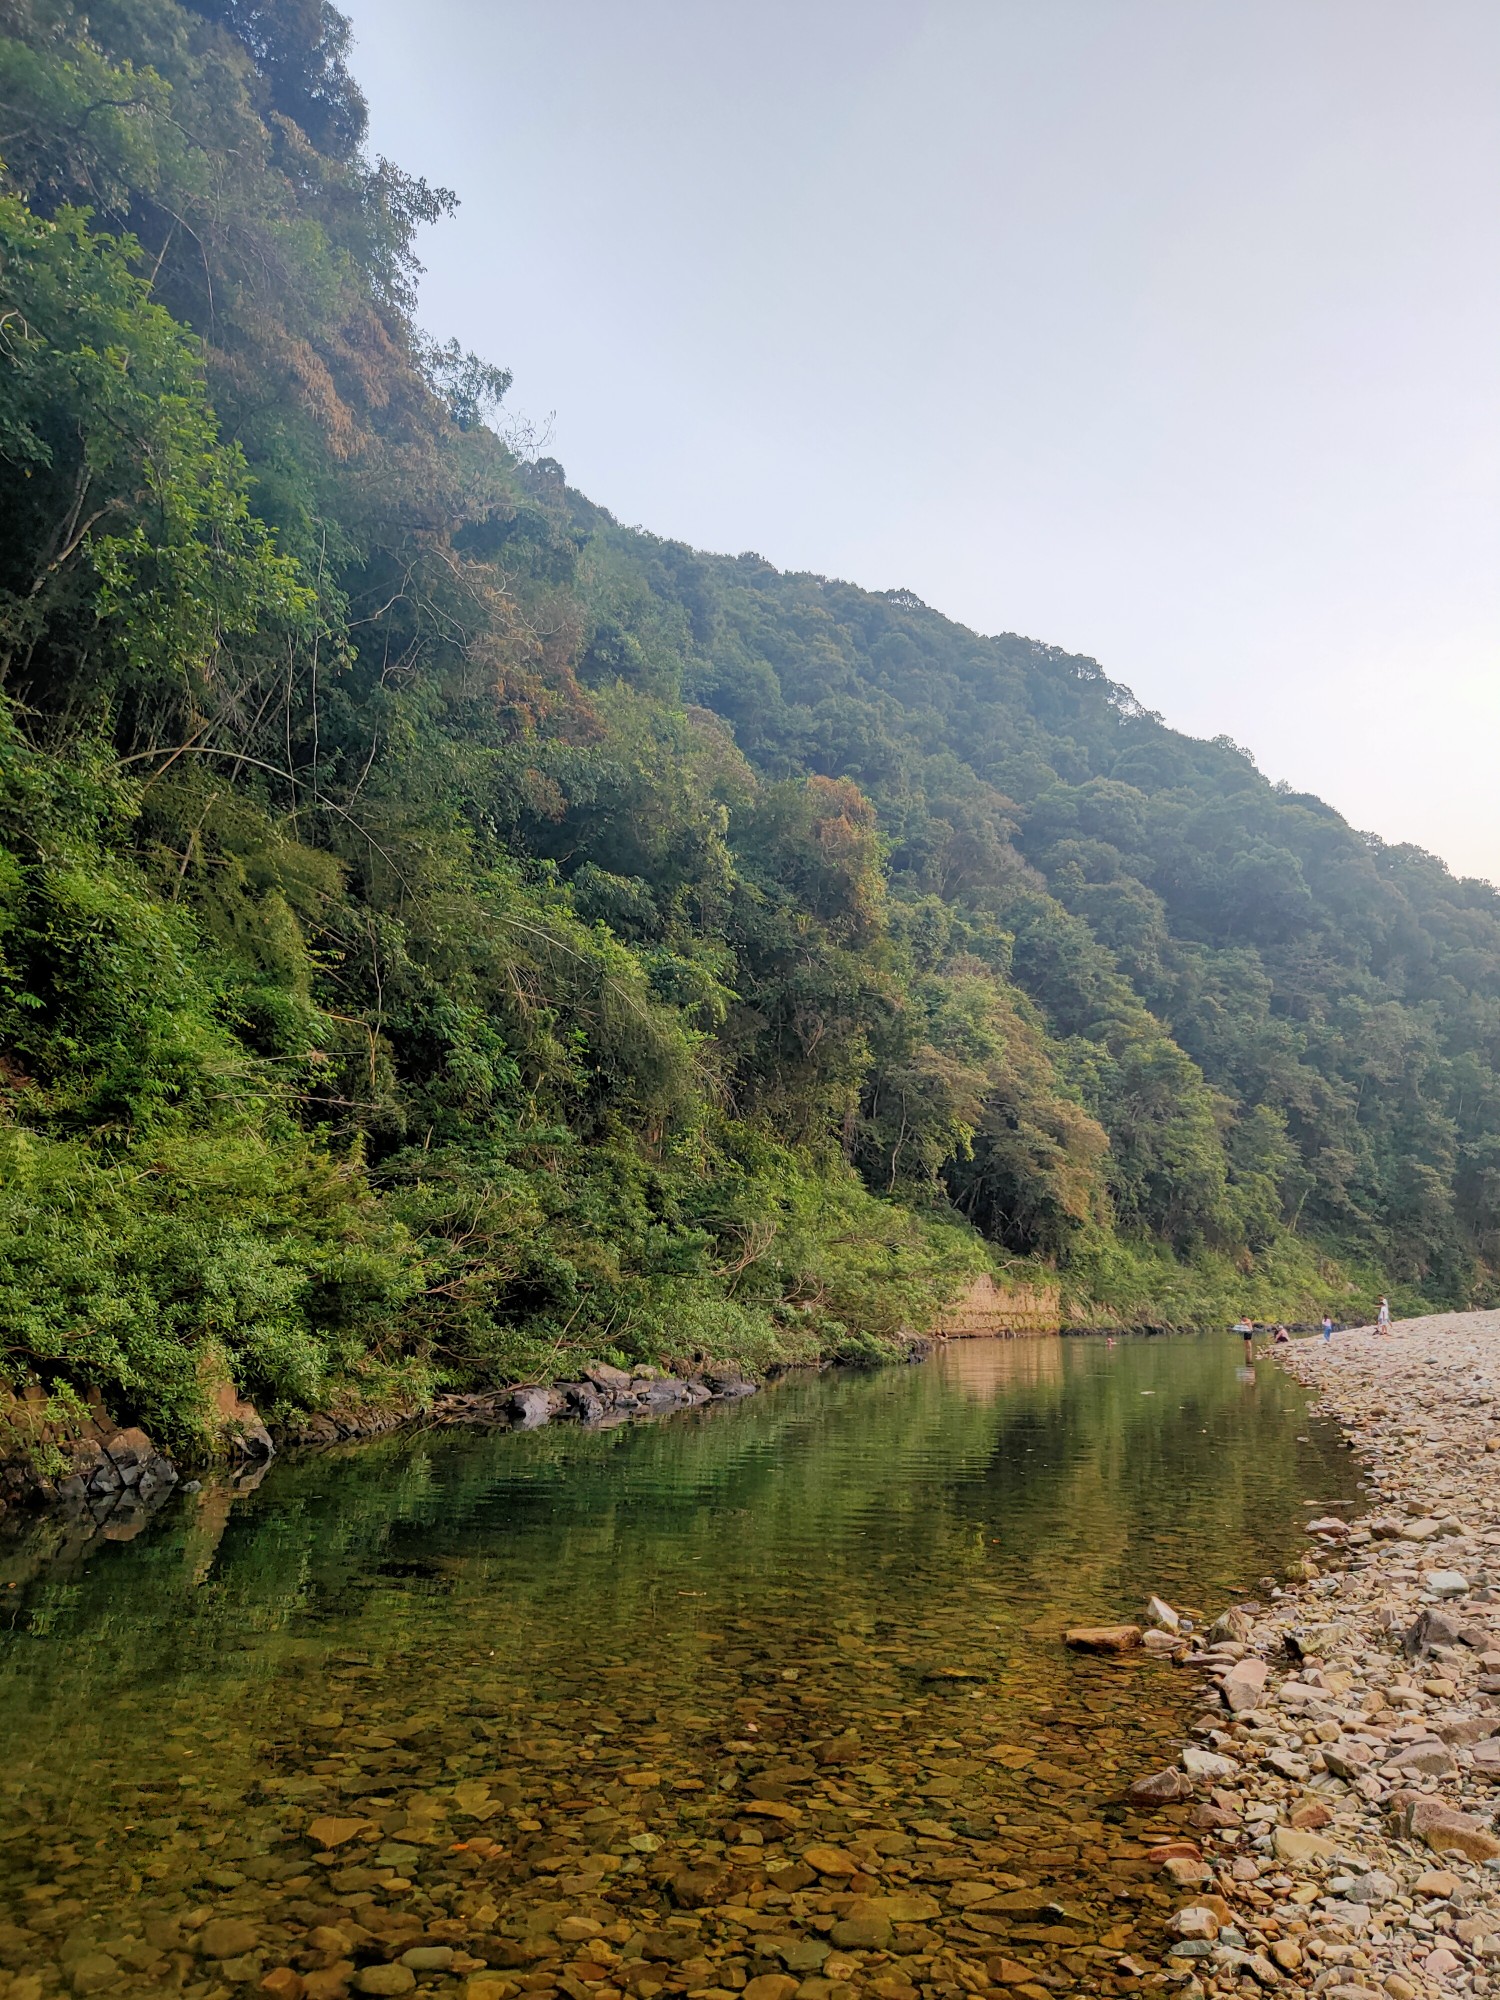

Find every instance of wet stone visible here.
[66,1952,119,1995]
[199,1916,261,1958]
[1128,1766,1194,1805]
[1063,1625,1143,1654]
[352,1968,417,1996]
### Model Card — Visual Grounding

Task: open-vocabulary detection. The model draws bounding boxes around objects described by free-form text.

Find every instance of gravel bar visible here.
[1137,1310,1500,1999]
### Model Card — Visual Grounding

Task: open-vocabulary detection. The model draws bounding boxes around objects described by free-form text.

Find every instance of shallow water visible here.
[0,1337,1351,1999]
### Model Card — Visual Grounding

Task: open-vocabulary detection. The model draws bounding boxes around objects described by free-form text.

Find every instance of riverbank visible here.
[0,1357,775,1546]
[1139,1310,1500,1998]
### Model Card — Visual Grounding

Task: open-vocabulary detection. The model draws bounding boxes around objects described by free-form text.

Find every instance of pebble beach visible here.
[1142,1310,1500,1998]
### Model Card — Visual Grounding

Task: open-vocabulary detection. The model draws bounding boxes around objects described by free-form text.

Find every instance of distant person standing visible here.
[1321,1313,1333,1342]
[1376,1296,1392,1335]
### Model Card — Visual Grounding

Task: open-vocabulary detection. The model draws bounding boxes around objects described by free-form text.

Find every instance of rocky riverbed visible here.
[0,1335,1344,2000]
[1132,1310,1500,1999]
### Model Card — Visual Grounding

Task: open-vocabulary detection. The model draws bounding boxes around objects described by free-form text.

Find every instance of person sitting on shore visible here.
[1273,1324,1290,1344]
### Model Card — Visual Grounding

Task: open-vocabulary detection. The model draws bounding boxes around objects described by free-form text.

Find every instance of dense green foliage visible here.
[0,0,1494,1448]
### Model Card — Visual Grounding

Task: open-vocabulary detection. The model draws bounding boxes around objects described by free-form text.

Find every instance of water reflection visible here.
[0,1336,1350,1998]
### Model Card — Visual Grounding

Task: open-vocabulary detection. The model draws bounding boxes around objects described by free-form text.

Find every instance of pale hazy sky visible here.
[344,0,1500,882]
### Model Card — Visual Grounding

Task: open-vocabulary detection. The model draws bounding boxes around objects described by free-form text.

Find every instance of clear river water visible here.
[0,1336,1354,2000]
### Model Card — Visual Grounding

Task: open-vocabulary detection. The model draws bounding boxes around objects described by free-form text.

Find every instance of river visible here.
[0,1336,1353,1998]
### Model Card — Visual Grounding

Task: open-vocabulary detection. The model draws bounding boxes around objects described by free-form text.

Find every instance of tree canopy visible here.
[0,0,1494,1448]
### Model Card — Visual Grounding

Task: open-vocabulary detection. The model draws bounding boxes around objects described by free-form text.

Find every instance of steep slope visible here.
[0,0,1493,1458]
[579,531,1500,1301]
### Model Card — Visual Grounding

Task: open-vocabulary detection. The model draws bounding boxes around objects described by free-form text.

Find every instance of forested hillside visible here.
[1,0,1496,1452]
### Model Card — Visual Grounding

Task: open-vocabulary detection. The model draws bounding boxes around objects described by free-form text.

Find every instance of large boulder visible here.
[508,1387,556,1430]
[1405,1607,1466,1658]
[639,1378,686,1409]
[1390,1739,1458,1779]
[1273,1826,1334,1866]
[62,1426,179,1509]
[1390,1789,1500,1862]
[1220,1656,1269,1712]
[1206,1606,1255,1645]
[1423,1569,1470,1599]
[586,1361,633,1394]
[705,1370,758,1399]
[561,1383,605,1423]
[101,1426,156,1484]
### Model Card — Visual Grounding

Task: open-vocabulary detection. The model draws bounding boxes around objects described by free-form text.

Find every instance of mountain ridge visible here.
[0,0,1493,1461]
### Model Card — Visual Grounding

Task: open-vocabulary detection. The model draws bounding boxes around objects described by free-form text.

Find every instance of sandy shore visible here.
[1140,1309,1500,1998]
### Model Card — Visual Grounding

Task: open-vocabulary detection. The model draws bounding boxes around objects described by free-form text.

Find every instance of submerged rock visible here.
[198,1915,260,1958]
[2,1334,1410,2000]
